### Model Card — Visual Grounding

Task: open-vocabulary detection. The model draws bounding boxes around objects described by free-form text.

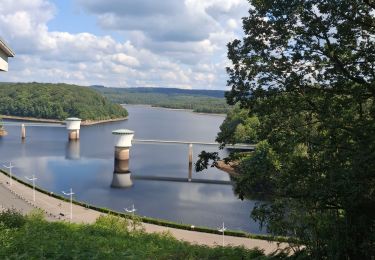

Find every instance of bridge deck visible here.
[1,122,65,127]
[132,175,232,185]
[133,139,255,150]
[0,122,255,149]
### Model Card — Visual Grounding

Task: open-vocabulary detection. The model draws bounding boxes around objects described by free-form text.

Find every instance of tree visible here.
[197,1,375,258]
[216,105,260,145]
[0,83,128,120]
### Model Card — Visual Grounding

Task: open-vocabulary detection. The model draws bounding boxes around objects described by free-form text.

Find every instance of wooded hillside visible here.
[0,83,128,120]
[91,85,230,114]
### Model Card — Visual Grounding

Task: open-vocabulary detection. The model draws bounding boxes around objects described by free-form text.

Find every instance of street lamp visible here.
[124,204,137,216]
[25,175,37,202]
[124,204,137,231]
[62,188,75,220]
[218,222,227,247]
[3,161,14,186]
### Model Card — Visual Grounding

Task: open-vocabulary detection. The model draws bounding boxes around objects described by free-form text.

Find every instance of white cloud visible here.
[0,0,249,90]
[111,53,140,67]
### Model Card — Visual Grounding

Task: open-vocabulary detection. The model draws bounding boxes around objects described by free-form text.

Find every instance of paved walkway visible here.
[0,173,287,254]
[0,184,35,214]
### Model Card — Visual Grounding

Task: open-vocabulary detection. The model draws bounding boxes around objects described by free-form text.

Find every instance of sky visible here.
[0,0,249,90]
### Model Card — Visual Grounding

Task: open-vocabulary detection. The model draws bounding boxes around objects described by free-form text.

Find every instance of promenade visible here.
[0,172,287,255]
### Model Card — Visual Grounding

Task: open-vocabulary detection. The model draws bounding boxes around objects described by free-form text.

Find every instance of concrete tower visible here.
[65,118,81,141]
[111,129,134,188]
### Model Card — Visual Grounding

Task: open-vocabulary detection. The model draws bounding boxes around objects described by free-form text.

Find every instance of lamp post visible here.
[124,204,137,230]
[3,161,14,186]
[62,188,74,220]
[124,204,137,216]
[218,222,227,247]
[25,175,37,202]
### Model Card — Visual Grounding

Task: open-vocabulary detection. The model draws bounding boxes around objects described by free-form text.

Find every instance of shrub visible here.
[0,208,26,228]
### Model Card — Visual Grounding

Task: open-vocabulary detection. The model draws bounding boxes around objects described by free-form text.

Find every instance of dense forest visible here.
[91,86,230,114]
[197,0,375,259]
[0,83,128,120]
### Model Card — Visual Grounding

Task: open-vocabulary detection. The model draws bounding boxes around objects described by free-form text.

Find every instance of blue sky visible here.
[48,1,119,39]
[0,0,249,90]
[48,1,96,34]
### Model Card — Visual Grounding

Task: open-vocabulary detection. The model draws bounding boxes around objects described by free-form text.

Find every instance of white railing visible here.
[133,139,255,150]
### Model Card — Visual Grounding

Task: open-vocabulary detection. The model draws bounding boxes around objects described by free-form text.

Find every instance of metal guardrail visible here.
[0,123,255,149]
[1,122,65,128]
[132,175,232,185]
[133,139,255,150]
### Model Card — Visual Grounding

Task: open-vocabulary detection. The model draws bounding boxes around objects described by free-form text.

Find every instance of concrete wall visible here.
[0,49,9,72]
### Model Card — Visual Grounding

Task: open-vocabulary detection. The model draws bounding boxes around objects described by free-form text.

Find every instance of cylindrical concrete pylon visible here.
[111,129,134,188]
[65,140,80,160]
[65,118,81,141]
[21,124,26,139]
[111,173,133,188]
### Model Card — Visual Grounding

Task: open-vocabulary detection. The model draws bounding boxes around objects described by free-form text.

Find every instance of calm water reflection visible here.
[0,105,263,233]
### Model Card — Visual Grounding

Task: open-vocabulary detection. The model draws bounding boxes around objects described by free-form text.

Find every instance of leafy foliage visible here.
[216,105,260,146]
[0,208,26,228]
[197,0,375,259]
[0,210,293,259]
[0,82,128,120]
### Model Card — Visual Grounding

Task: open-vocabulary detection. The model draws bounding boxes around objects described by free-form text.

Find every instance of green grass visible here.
[0,209,296,259]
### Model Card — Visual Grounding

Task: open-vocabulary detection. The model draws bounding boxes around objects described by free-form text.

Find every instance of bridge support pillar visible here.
[21,124,26,139]
[188,143,193,182]
[65,118,81,141]
[111,129,134,188]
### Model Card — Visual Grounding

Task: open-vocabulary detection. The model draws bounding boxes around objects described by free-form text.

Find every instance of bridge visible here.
[133,139,255,150]
[114,138,253,186]
[1,122,65,127]
[132,175,232,185]
[1,121,255,185]
[1,122,65,134]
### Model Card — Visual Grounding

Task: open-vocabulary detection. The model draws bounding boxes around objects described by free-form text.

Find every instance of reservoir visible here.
[0,105,263,233]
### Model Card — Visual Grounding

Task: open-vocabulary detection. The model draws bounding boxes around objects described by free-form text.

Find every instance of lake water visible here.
[0,105,263,233]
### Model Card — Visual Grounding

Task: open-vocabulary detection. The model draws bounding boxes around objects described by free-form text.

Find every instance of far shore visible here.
[122,104,227,117]
[1,115,128,126]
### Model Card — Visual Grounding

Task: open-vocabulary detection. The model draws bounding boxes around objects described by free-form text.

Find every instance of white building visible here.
[0,38,15,72]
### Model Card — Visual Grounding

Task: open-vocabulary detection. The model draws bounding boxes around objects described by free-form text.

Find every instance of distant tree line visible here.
[91,86,230,114]
[0,83,128,120]
[91,85,226,98]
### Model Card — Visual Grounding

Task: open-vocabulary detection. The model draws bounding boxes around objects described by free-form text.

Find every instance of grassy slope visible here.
[0,210,293,260]
[0,82,128,120]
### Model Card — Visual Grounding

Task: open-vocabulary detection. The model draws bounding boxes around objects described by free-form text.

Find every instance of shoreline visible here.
[0,169,289,253]
[80,117,128,126]
[1,115,128,126]
[122,104,226,117]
